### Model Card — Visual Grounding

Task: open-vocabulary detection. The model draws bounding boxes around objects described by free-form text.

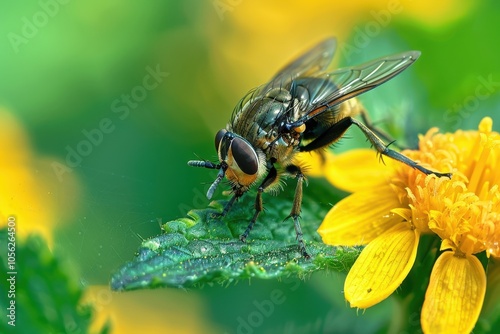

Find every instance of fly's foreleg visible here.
[210,191,241,220]
[218,193,240,218]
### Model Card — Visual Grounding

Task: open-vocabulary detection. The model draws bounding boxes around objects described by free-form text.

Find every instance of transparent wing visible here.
[294,50,421,124]
[230,38,336,132]
[264,38,337,90]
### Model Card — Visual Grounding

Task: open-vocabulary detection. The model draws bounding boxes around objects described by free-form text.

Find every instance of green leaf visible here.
[111,180,361,290]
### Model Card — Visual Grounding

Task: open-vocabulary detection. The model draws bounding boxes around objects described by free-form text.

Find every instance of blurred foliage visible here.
[111,180,360,290]
[396,1,500,114]
[0,228,109,334]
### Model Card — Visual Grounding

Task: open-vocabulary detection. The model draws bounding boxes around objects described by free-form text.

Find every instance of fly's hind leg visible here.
[285,165,310,259]
[351,117,452,178]
[358,109,404,150]
[299,116,451,178]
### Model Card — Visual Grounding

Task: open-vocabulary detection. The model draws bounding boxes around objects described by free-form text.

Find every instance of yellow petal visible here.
[421,252,486,334]
[318,185,402,246]
[344,222,419,308]
[324,149,390,193]
[478,116,493,133]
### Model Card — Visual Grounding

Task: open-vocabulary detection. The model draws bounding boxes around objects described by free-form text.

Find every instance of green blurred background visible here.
[2,0,500,333]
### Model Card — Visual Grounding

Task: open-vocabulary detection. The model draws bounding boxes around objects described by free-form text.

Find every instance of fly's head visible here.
[204,129,263,199]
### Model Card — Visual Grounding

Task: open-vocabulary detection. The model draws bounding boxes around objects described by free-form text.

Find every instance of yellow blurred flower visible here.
[310,117,499,333]
[202,0,474,101]
[85,286,220,334]
[0,108,79,248]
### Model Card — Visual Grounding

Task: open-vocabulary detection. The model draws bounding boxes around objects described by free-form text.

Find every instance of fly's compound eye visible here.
[231,137,258,176]
[215,129,227,150]
[215,130,259,187]
[223,135,260,187]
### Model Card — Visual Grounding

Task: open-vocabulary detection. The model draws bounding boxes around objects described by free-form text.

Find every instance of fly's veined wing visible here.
[230,38,335,130]
[264,38,337,91]
[230,38,335,131]
[296,50,421,123]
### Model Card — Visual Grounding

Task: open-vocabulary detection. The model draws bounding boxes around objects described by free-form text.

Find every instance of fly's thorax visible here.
[231,86,292,138]
[214,129,266,189]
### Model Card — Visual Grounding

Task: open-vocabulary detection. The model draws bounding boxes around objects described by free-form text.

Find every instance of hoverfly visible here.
[189,38,450,258]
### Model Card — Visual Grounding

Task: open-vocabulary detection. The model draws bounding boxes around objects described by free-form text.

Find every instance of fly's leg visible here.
[217,193,240,218]
[299,116,451,178]
[240,166,278,242]
[350,117,452,178]
[285,165,310,259]
[187,160,241,218]
[359,109,404,150]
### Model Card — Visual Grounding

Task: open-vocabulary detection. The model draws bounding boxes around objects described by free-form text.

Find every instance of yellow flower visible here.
[187,0,475,129]
[84,286,220,334]
[312,117,499,333]
[0,109,80,248]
